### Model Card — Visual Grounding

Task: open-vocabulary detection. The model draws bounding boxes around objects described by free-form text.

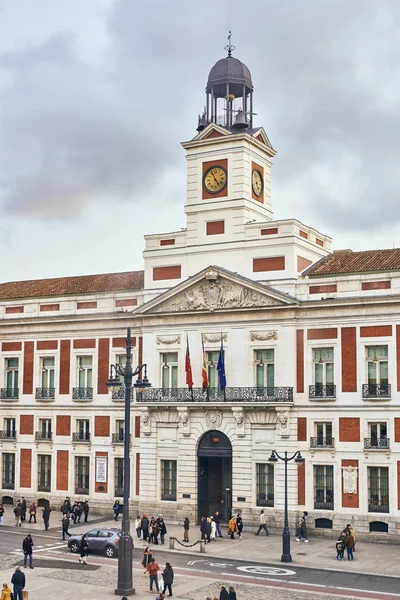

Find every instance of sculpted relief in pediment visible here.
[152,276,281,313]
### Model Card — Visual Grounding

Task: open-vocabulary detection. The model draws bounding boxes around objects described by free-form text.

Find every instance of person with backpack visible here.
[141,515,150,542]
[296,511,309,542]
[13,504,22,527]
[336,535,345,560]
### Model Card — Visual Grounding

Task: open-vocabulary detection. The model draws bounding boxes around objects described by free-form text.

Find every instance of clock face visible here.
[203,165,227,194]
[252,169,264,197]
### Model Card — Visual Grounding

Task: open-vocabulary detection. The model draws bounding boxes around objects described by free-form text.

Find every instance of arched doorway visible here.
[197,430,232,523]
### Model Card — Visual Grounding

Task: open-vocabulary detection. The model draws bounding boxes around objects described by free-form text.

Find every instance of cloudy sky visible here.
[0,0,400,282]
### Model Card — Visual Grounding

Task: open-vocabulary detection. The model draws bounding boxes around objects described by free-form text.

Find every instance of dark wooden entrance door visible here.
[197,430,232,523]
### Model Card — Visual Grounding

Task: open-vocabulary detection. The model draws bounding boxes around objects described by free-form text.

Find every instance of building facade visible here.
[1,46,400,540]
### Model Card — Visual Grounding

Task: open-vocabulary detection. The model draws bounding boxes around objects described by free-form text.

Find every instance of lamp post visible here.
[268,449,304,563]
[107,326,151,596]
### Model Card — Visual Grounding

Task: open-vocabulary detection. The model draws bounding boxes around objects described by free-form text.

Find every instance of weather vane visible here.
[224,31,235,57]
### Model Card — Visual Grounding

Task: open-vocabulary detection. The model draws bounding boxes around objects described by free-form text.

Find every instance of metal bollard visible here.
[169,537,175,550]
[199,540,206,553]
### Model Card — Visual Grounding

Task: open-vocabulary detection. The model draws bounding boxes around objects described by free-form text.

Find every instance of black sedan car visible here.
[68,527,121,558]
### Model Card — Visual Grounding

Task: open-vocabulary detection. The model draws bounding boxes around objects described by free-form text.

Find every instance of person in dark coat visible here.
[141,547,152,571]
[227,586,237,600]
[219,585,229,600]
[141,515,150,542]
[74,503,83,523]
[214,511,223,537]
[162,561,174,597]
[236,514,243,538]
[157,515,167,545]
[79,534,89,564]
[20,498,27,522]
[200,517,210,542]
[113,500,120,521]
[83,500,90,523]
[183,517,190,542]
[62,514,71,540]
[11,566,25,600]
[42,506,51,530]
[22,534,34,568]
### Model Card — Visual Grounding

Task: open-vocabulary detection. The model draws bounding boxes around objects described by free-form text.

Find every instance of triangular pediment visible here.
[192,123,231,142]
[252,127,275,152]
[136,266,297,315]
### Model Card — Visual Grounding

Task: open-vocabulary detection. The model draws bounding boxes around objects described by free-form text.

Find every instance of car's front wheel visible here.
[105,545,116,558]
[69,541,80,553]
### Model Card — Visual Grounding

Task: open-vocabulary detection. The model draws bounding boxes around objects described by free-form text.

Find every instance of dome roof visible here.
[206,56,253,98]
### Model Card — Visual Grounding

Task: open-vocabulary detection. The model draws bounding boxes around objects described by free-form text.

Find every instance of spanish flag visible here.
[201,335,208,390]
[185,335,194,391]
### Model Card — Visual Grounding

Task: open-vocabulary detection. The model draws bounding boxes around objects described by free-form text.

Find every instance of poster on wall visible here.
[96,457,107,483]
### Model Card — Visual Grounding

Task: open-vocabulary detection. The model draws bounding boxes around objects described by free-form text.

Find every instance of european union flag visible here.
[217,340,226,390]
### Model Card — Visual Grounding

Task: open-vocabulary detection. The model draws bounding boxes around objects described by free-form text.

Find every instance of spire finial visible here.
[224,31,235,57]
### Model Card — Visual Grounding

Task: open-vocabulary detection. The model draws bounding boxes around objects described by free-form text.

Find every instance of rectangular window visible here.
[76,419,90,441]
[38,455,51,492]
[255,350,275,389]
[161,353,178,390]
[75,456,90,494]
[115,458,124,497]
[207,351,220,388]
[314,465,334,510]
[2,453,15,489]
[161,459,177,501]
[78,356,93,388]
[38,419,52,440]
[41,357,55,388]
[366,346,388,385]
[368,466,389,512]
[312,348,334,397]
[368,422,388,448]
[4,418,16,438]
[314,422,333,447]
[256,463,274,507]
[5,358,19,390]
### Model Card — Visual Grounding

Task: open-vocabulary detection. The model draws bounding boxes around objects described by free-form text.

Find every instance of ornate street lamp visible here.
[268,449,304,563]
[107,326,151,596]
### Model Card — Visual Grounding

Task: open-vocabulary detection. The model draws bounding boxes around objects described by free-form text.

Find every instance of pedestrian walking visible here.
[20,497,27,522]
[135,515,142,540]
[83,500,90,523]
[74,503,83,523]
[200,517,210,542]
[22,533,34,568]
[141,547,152,572]
[113,500,120,521]
[220,585,229,600]
[162,561,174,597]
[255,509,269,536]
[335,535,345,560]
[151,517,159,545]
[228,586,237,600]
[29,501,37,523]
[61,497,71,517]
[11,566,25,600]
[70,502,78,523]
[228,515,237,540]
[236,513,243,538]
[345,531,355,560]
[146,558,160,593]
[296,511,309,542]
[79,534,89,564]
[141,514,150,542]
[0,503,4,525]
[62,514,71,540]
[210,517,216,541]
[42,506,51,530]
[214,511,223,537]
[157,515,167,545]
[13,504,22,527]
[183,516,190,542]
[1,582,12,600]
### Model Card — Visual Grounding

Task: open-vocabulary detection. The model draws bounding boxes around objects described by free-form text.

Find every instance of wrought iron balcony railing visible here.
[309,385,336,399]
[112,433,131,444]
[362,383,391,399]
[256,494,274,507]
[314,500,334,510]
[0,430,16,440]
[35,388,55,400]
[364,437,390,450]
[368,501,389,513]
[72,387,93,400]
[136,387,294,403]
[310,437,335,449]
[72,433,91,443]
[111,386,134,401]
[1,388,19,400]
[35,431,52,442]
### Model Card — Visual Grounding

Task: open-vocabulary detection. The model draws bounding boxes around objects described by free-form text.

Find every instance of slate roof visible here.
[305,249,400,276]
[0,271,144,301]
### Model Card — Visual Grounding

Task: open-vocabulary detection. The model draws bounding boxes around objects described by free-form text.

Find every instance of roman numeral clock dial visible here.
[252,168,264,197]
[203,165,227,194]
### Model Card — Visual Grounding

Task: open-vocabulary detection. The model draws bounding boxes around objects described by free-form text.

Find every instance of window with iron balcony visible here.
[73,356,93,400]
[1,358,19,400]
[36,357,55,400]
[309,348,335,399]
[310,422,334,448]
[365,422,389,449]
[363,346,390,399]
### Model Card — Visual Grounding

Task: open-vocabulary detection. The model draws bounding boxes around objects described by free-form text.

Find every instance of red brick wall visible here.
[316,239,324,247]
[297,256,312,272]
[20,449,32,488]
[23,341,34,395]
[153,266,182,281]
[261,228,278,236]
[37,340,58,350]
[138,336,143,365]
[395,418,400,443]
[73,339,96,349]
[135,416,141,438]
[115,299,138,307]
[341,327,357,392]
[342,459,359,508]
[362,281,391,291]
[136,453,140,496]
[309,284,337,294]
[339,418,360,442]
[160,239,175,246]
[253,257,285,272]
[5,306,24,314]
[95,452,108,494]
[360,325,392,337]
[94,416,110,437]
[20,415,34,435]
[307,328,338,340]
[97,338,110,395]
[77,301,97,309]
[206,220,225,235]
[2,342,22,351]
[397,326,400,392]
[40,303,60,311]
[297,462,305,505]
[56,415,71,436]
[59,340,71,394]
[112,337,128,348]
[297,418,307,441]
[299,230,308,239]
[57,450,69,491]
[296,330,304,393]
